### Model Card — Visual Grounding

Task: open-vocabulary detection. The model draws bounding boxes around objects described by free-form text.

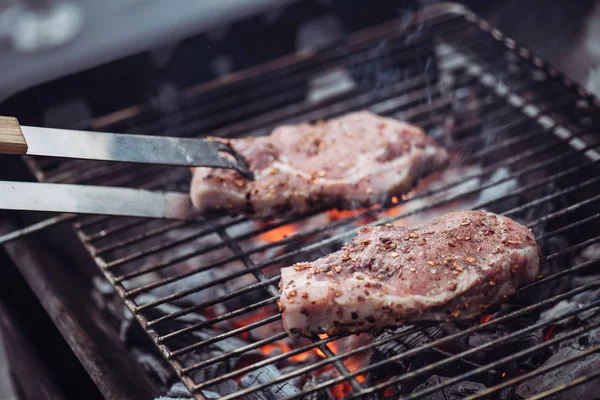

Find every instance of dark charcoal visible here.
[240,364,302,400]
[466,328,547,368]
[410,375,486,399]
[516,346,600,400]
[301,375,336,400]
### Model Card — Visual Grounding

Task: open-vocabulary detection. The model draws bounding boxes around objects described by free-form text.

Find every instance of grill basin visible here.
[22,3,600,399]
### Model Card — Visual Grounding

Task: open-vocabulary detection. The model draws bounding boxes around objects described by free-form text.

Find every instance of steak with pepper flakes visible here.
[278,210,541,338]
[190,111,449,219]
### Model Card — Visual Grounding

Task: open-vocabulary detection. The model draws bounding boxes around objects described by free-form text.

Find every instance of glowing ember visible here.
[544,325,557,341]
[502,371,507,378]
[326,207,377,225]
[480,314,493,324]
[258,223,297,242]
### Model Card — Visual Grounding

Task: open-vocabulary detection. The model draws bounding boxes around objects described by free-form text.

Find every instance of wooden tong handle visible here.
[0,116,28,154]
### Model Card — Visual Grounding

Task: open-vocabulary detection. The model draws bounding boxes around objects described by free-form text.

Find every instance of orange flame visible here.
[258,223,297,242]
[480,314,493,324]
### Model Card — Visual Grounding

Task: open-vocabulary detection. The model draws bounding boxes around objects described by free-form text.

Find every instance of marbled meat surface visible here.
[278,210,541,337]
[190,111,449,219]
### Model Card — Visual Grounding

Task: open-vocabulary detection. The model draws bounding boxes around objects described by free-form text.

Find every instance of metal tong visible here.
[0,116,253,178]
[0,116,254,222]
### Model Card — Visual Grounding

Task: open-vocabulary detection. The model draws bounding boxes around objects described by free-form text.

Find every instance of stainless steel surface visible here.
[0,0,299,102]
[19,125,253,177]
[0,181,198,220]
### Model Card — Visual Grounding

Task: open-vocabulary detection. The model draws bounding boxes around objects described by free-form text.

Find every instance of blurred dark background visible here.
[1,0,599,126]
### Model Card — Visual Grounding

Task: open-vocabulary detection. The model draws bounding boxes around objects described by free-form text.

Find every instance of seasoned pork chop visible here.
[190,111,449,219]
[278,210,541,338]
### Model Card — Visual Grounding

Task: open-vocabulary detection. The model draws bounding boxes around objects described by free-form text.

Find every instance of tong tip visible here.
[219,142,254,181]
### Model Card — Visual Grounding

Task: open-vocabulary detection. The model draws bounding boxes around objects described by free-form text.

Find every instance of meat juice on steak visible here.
[190,111,449,219]
[279,210,541,337]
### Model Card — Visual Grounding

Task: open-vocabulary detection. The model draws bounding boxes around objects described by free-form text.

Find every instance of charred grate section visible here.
[19,3,600,400]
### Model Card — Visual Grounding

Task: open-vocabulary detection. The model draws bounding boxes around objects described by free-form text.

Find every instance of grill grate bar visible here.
[182,331,346,375]
[528,370,600,400]
[218,285,600,400]
[536,211,600,241]
[147,277,280,327]
[104,216,244,270]
[544,234,600,264]
[390,310,600,400]
[90,220,188,249]
[158,296,278,342]
[191,325,429,389]
[169,314,282,358]
[468,344,600,399]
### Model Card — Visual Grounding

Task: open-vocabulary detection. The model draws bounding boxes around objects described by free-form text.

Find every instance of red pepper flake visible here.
[465,256,477,264]
[341,254,351,262]
[356,275,365,280]
[334,265,342,273]
[391,252,399,258]
[277,300,285,312]
[301,292,308,299]
[317,170,327,177]
[360,239,372,246]
[326,271,334,277]
[451,310,461,318]
[409,267,416,272]
[460,220,471,226]
[402,142,411,150]
[447,281,457,291]
[489,280,496,286]
[234,179,246,187]
[288,290,297,298]
[477,247,482,252]
[511,264,519,274]
[409,232,419,238]
[334,289,343,297]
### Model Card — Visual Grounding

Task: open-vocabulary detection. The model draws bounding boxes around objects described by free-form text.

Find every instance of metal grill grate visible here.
[21,3,600,399]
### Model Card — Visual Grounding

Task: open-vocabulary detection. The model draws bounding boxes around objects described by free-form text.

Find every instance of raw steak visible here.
[190,111,449,219]
[278,210,541,337]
